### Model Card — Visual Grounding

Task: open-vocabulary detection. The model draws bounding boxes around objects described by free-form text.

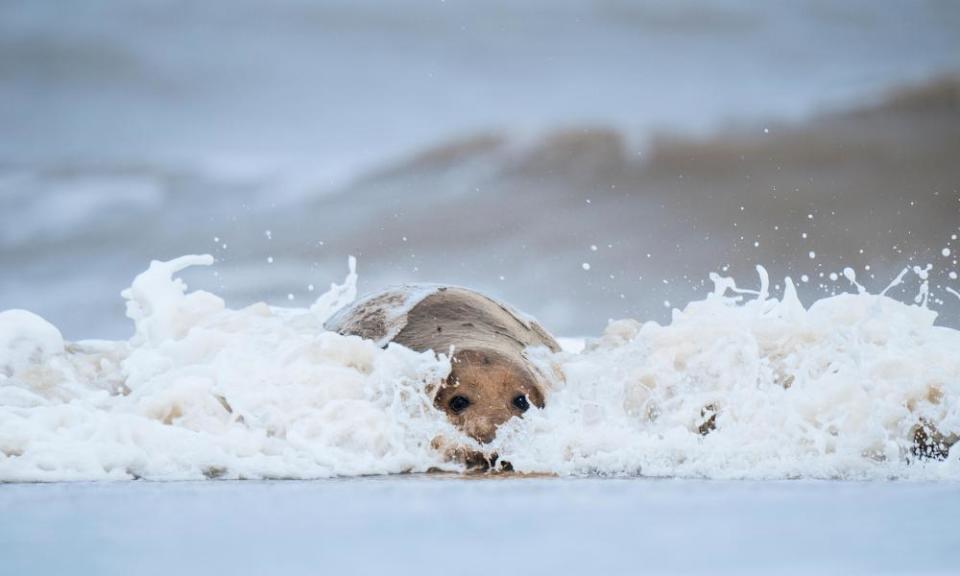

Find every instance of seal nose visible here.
[466,418,498,444]
[474,430,496,444]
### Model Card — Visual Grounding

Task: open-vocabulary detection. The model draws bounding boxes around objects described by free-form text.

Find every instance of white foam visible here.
[0,310,64,377]
[493,269,959,479]
[1,258,958,481]
[1,256,455,481]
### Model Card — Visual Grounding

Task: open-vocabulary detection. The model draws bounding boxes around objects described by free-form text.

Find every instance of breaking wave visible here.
[1,256,957,481]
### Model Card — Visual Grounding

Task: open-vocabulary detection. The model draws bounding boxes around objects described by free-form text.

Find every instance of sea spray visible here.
[0,256,456,481]
[1,257,958,481]
[492,267,960,479]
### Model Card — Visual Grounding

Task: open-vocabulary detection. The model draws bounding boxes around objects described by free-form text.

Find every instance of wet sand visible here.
[2,477,957,576]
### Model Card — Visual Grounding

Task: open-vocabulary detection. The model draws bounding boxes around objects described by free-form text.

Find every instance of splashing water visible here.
[1,257,958,481]
[497,268,959,479]
[0,256,454,481]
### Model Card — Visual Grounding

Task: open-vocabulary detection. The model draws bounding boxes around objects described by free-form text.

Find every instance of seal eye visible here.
[512,394,530,412]
[448,395,470,414]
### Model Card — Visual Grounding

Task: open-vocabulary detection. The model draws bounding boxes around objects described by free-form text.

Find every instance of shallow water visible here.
[1,477,958,576]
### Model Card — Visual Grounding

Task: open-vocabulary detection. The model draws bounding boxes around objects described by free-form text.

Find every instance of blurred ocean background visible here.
[2,0,959,339]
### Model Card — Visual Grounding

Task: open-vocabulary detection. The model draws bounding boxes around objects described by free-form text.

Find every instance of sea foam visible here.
[1,257,957,481]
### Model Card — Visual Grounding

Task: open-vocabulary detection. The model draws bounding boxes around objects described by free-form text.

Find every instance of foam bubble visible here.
[0,310,65,376]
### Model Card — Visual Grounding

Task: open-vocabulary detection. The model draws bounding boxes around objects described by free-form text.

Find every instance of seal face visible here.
[325,285,559,443]
[434,347,546,443]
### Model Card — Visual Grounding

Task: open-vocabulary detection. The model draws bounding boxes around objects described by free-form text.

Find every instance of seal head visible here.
[325,285,559,443]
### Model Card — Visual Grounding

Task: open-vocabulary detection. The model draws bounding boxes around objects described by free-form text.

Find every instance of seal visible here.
[324,285,560,444]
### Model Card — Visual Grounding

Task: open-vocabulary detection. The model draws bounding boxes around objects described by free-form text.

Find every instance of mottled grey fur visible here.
[324,285,560,356]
